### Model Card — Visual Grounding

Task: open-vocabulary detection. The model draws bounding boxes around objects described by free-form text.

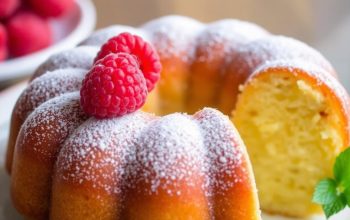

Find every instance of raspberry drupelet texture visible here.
[80,53,148,118]
[94,32,162,92]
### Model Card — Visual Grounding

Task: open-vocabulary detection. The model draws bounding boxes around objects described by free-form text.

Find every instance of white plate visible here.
[0,0,96,82]
[0,83,349,219]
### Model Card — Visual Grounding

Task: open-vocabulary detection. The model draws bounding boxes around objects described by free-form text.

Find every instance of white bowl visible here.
[0,0,96,82]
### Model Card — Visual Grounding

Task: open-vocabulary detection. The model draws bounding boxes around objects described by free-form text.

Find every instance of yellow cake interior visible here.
[141,55,347,217]
[233,71,343,216]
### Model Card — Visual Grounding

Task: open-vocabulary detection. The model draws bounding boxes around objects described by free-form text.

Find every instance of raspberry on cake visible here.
[81,53,148,118]
[6,11,52,57]
[95,32,162,92]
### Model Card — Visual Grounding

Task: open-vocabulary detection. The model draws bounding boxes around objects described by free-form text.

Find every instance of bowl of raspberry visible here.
[0,0,96,81]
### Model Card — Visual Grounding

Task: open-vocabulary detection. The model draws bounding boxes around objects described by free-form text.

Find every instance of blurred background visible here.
[0,2,349,219]
[0,0,349,90]
[93,0,350,89]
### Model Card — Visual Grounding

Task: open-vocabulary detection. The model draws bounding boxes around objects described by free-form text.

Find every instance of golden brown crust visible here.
[187,20,268,114]
[142,16,203,115]
[10,93,86,219]
[6,69,85,174]
[50,182,119,220]
[49,108,260,219]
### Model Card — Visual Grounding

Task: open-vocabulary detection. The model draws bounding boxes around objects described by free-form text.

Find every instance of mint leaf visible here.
[334,148,350,188]
[313,178,338,204]
[313,147,350,219]
[344,187,350,206]
[323,195,347,219]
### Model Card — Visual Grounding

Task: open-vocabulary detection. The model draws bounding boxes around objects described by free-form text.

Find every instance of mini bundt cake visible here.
[6,15,350,219]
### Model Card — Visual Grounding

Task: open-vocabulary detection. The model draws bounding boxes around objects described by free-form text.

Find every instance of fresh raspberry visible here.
[0,24,8,61]
[0,0,20,19]
[81,53,148,118]
[6,11,52,57]
[94,32,162,92]
[27,0,74,18]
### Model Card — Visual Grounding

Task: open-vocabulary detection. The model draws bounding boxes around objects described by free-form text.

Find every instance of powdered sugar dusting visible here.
[32,46,98,80]
[81,25,150,47]
[234,35,335,76]
[141,15,204,62]
[55,111,154,195]
[196,19,269,62]
[54,108,246,198]
[125,113,207,195]
[194,108,245,191]
[15,68,86,121]
[19,92,87,159]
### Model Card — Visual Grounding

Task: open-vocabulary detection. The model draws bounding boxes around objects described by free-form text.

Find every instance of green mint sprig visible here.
[313,147,350,219]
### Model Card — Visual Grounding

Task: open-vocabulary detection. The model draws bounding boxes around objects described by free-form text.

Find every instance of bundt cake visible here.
[10,90,259,219]
[6,15,350,219]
